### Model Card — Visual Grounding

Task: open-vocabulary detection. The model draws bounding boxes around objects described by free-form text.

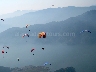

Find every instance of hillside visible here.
[0,10,36,19]
[11,65,50,72]
[2,6,96,27]
[0,66,76,72]
[0,10,96,45]
[0,66,11,72]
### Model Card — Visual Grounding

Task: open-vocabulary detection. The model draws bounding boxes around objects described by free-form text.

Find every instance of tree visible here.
[54,67,76,72]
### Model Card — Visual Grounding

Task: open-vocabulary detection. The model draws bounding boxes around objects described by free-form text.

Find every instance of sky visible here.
[0,0,96,15]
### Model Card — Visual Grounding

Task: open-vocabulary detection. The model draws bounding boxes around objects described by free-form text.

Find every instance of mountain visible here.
[0,65,50,72]
[0,10,96,45]
[0,66,11,72]
[0,10,36,19]
[11,65,50,72]
[2,6,96,28]
[54,67,76,72]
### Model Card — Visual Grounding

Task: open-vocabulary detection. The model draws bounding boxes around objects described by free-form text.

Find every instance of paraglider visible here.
[52,5,54,6]
[22,34,29,38]
[26,24,30,28]
[2,50,4,53]
[44,63,48,66]
[31,48,35,52]
[2,50,4,58]
[1,19,4,21]
[80,30,91,33]
[44,62,51,66]
[7,47,9,49]
[31,48,35,55]
[38,32,46,38]
[17,58,19,61]
[42,48,44,50]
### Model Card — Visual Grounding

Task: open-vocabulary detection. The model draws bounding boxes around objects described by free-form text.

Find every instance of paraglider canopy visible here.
[38,32,46,38]
[7,47,9,49]
[2,50,4,58]
[42,48,44,50]
[22,34,29,38]
[44,62,51,66]
[1,19,4,21]
[80,30,91,33]
[17,58,19,61]
[44,63,48,65]
[2,50,4,53]
[31,48,35,52]
[26,24,30,28]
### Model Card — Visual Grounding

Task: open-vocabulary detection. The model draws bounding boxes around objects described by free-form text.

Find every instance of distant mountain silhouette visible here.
[0,65,50,72]
[0,66,11,72]
[0,10,96,45]
[11,65,50,72]
[2,6,96,27]
[54,67,76,72]
[0,10,36,19]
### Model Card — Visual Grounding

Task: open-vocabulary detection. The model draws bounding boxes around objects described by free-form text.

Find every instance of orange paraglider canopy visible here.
[38,32,46,38]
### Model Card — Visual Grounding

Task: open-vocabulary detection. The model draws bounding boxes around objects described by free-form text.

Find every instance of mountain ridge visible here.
[2,6,96,28]
[0,10,96,45]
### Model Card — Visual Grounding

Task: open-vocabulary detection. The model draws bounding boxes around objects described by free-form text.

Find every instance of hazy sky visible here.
[0,0,96,15]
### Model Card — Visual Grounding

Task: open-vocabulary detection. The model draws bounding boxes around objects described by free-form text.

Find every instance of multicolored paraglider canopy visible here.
[22,34,29,38]
[80,30,91,33]
[38,32,46,38]
[44,63,48,66]
[43,62,51,66]
[26,24,30,28]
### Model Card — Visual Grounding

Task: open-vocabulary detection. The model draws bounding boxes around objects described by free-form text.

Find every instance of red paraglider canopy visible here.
[2,50,4,53]
[31,48,35,52]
